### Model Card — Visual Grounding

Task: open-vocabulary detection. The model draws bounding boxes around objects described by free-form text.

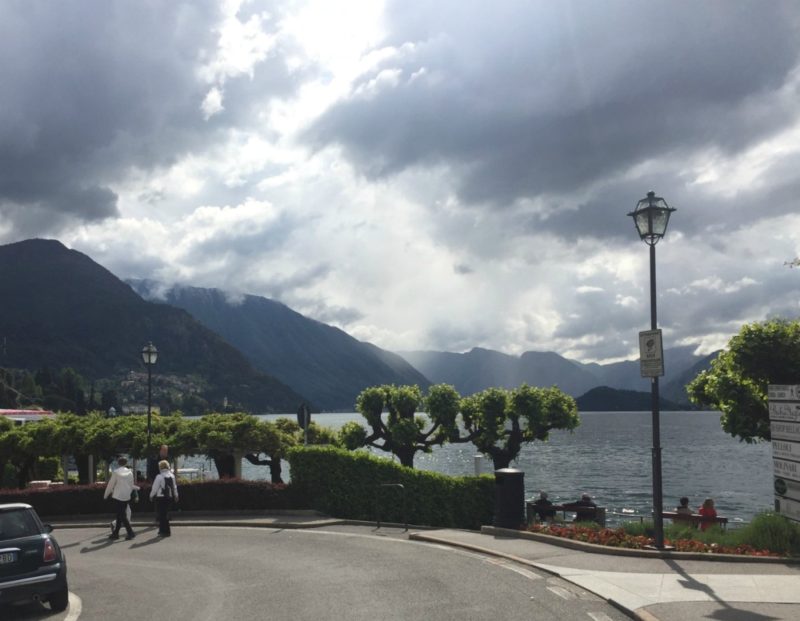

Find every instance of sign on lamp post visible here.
[638,329,664,378]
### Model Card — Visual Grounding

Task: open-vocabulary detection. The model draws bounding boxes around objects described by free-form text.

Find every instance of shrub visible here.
[0,479,305,517]
[288,445,494,529]
[735,512,800,556]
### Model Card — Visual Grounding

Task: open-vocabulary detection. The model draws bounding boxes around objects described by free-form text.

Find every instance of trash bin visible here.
[494,468,524,529]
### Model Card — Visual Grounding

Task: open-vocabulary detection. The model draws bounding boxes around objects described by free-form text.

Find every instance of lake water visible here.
[181,411,774,524]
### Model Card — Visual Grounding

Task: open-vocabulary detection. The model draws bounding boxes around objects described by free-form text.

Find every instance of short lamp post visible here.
[141,341,158,456]
[628,191,676,550]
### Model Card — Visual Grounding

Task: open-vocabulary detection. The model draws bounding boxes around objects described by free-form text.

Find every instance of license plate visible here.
[0,552,17,564]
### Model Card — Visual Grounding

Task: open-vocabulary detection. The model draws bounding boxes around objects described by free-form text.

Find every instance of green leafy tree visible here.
[194,413,282,478]
[688,319,800,442]
[349,384,461,468]
[460,384,579,470]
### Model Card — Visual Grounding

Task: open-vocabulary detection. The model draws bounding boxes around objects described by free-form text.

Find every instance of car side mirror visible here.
[44,524,54,533]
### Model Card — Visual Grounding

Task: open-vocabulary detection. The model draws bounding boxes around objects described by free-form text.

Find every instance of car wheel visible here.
[49,585,69,612]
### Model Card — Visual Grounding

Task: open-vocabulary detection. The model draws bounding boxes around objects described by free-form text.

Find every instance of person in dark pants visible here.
[103,457,136,540]
[147,444,170,481]
[150,459,178,536]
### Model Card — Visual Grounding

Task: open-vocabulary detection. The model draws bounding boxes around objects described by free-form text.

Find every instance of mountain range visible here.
[129,281,430,411]
[0,239,716,412]
[398,347,714,405]
[0,239,306,412]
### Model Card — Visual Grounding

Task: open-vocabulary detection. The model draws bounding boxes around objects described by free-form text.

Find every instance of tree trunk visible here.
[491,453,512,470]
[396,448,415,468]
[268,458,283,484]
[213,453,236,478]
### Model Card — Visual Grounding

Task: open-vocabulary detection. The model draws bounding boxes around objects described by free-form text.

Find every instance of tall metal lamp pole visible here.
[141,342,158,456]
[628,191,675,549]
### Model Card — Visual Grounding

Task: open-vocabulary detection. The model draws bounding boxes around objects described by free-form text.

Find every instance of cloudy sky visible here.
[2,0,800,363]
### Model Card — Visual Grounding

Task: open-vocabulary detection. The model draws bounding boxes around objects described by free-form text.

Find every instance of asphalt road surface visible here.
[2,524,631,621]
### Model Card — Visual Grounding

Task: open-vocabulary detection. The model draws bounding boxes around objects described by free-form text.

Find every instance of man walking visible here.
[104,457,136,540]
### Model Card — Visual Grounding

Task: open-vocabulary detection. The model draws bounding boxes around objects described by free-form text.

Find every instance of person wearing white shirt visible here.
[150,460,178,537]
[104,457,136,540]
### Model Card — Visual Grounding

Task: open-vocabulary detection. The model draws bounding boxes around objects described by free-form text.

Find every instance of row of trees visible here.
[0,412,335,488]
[0,382,578,488]
[342,383,580,469]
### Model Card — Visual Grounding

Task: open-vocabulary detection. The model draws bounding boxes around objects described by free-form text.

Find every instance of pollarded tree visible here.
[459,384,580,470]
[688,319,800,442]
[194,413,282,478]
[345,384,460,468]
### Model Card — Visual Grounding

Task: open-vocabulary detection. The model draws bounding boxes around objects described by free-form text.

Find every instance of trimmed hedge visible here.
[0,479,306,517]
[288,446,494,529]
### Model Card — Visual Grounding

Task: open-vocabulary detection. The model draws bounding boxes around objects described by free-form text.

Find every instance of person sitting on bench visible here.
[572,493,597,522]
[698,497,718,531]
[532,491,556,521]
[675,496,693,518]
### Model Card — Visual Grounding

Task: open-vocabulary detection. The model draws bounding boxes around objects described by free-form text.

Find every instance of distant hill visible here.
[662,351,719,405]
[130,282,431,411]
[0,239,307,413]
[575,386,684,411]
[575,345,706,399]
[398,347,599,397]
[400,345,713,403]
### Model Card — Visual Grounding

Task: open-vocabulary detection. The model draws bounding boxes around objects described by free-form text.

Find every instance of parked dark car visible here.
[0,503,69,611]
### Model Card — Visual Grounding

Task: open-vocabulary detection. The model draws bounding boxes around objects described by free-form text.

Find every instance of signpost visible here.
[638,329,664,378]
[769,385,800,523]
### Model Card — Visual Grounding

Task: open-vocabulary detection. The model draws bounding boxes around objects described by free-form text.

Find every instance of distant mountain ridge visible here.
[576,386,684,411]
[399,346,717,405]
[0,238,718,415]
[130,282,431,411]
[0,239,306,413]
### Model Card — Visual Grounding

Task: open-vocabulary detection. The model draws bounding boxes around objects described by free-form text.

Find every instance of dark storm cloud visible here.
[304,1,800,227]
[0,1,296,237]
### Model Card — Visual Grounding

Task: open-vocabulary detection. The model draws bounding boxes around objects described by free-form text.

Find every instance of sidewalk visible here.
[52,512,800,621]
[409,526,800,621]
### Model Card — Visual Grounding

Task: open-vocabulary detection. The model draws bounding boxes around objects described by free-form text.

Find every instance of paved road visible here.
[2,525,630,621]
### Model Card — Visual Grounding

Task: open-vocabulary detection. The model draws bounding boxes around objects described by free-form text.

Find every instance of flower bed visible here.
[527,523,780,557]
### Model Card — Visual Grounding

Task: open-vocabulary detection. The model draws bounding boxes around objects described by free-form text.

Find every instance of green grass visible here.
[621,512,800,556]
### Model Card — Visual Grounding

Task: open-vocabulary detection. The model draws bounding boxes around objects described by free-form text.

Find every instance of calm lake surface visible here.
[182,411,773,524]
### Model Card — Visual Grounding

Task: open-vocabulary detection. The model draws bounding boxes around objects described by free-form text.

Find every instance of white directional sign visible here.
[638,329,664,378]
[772,439,800,462]
[774,476,800,503]
[771,421,800,443]
[768,401,800,423]
[768,385,800,522]
[773,458,800,484]
[774,496,800,523]
[768,385,800,401]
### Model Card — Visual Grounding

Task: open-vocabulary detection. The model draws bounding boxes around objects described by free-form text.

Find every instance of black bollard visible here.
[494,468,524,529]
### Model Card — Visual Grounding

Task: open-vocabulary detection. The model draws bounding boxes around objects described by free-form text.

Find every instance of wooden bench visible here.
[526,501,606,526]
[662,511,728,530]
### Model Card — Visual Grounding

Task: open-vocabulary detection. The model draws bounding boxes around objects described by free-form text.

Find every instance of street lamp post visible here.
[628,191,676,550]
[141,342,158,456]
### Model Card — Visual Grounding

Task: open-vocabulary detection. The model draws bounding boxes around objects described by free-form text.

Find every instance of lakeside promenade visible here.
[52,511,800,621]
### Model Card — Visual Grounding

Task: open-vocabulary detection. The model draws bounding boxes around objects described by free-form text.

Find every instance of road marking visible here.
[485,557,542,581]
[65,592,82,621]
[587,612,614,621]
[547,585,576,600]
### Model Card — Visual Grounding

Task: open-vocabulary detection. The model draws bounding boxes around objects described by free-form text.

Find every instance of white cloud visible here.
[6,0,800,365]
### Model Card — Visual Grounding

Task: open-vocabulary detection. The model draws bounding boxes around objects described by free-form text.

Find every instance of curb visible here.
[483,525,799,564]
[408,531,647,621]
